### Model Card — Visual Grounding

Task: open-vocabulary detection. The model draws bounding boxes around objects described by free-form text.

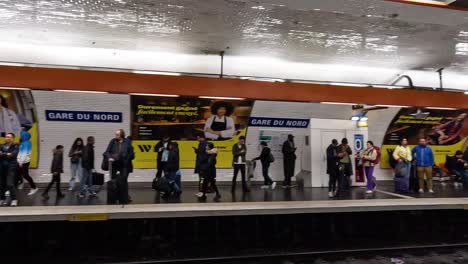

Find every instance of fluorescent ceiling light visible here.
[54,90,108,94]
[199,96,245,100]
[250,78,285,82]
[0,62,26,67]
[320,102,357,105]
[426,107,457,110]
[329,82,368,87]
[360,116,369,121]
[351,116,360,121]
[372,85,403,89]
[133,70,181,76]
[375,104,410,108]
[129,93,179,97]
[0,87,30,90]
[465,91,468,95]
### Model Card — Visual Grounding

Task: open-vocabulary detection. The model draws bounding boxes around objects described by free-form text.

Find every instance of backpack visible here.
[372,146,381,165]
[268,153,275,163]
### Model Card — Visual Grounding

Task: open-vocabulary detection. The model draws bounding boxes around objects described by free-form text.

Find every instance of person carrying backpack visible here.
[360,141,379,194]
[253,141,276,190]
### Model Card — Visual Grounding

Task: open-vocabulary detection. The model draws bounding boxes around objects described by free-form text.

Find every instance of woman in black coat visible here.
[198,142,221,200]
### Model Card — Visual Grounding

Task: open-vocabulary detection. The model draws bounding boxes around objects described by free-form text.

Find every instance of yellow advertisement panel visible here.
[131,95,253,169]
[381,108,467,169]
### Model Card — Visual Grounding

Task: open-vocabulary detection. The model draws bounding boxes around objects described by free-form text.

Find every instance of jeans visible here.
[44,172,62,195]
[232,164,248,191]
[454,169,468,183]
[283,157,295,186]
[328,166,340,193]
[70,160,82,189]
[165,170,181,193]
[80,168,94,194]
[364,166,376,191]
[0,164,17,200]
[18,162,37,189]
[262,162,273,185]
[111,163,129,204]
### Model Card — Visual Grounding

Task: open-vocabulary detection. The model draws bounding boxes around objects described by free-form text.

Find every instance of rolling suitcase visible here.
[92,172,105,192]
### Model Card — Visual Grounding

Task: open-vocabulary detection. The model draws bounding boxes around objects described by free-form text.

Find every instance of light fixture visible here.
[132,70,181,76]
[351,116,360,121]
[329,82,368,87]
[250,78,285,82]
[54,90,108,94]
[0,87,31,90]
[129,93,179,97]
[360,116,369,121]
[199,96,245,100]
[426,107,457,110]
[357,121,368,127]
[465,91,468,95]
[375,104,410,108]
[321,102,357,105]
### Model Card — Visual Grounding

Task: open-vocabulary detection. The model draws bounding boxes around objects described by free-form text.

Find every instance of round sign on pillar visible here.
[354,134,365,183]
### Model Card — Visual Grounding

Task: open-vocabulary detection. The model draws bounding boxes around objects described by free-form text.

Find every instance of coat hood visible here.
[20,130,31,142]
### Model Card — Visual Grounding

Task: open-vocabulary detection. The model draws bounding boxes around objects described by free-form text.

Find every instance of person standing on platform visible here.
[42,145,65,200]
[17,129,39,195]
[326,139,342,198]
[360,141,378,194]
[154,136,171,178]
[104,129,134,204]
[79,136,96,198]
[68,137,84,191]
[452,150,468,186]
[282,134,297,188]
[0,133,19,206]
[232,136,249,193]
[199,142,221,200]
[193,135,207,196]
[392,138,412,190]
[338,138,353,191]
[253,141,276,190]
[412,138,435,194]
[165,142,181,197]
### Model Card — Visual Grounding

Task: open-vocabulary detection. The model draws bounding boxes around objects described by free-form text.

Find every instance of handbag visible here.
[394,162,407,178]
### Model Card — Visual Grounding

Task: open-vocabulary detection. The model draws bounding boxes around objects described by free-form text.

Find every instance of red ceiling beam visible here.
[0,66,466,109]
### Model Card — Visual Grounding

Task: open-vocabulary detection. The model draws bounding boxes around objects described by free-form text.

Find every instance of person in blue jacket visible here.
[412,138,435,194]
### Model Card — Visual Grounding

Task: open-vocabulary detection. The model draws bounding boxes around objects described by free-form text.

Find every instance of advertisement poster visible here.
[381,108,468,169]
[0,89,38,168]
[131,95,253,168]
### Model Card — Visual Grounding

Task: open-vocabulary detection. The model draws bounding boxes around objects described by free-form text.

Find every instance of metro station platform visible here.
[2,181,468,222]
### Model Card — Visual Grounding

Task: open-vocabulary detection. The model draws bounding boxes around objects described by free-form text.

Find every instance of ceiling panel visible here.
[1,0,468,72]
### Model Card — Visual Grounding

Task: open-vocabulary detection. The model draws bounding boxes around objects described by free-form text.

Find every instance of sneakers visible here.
[195,192,204,197]
[282,185,291,189]
[17,182,24,190]
[27,188,39,196]
[365,190,373,194]
[429,189,434,194]
[68,187,73,191]
[328,192,334,198]
[260,185,269,189]
[77,193,85,198]
[0,200,6,206]
[90,191,97,197]
[419,189,424,193]
[271,182,277,189]
[10,200,18,207]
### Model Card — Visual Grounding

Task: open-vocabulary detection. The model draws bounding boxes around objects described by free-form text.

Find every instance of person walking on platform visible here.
[68,137,84,191]
[154,136,171,179]
[104,129,134,204]
[360,141,378,194]
[199,142,221,200]
[326,139,342,198]
[165,142,182,197]
[232,136,249,193]
[193,135,207,196]
[79,136,96,198]
[338,138,353,191]
[392,138,412,193]
[412,138,435,194]
[0,133,19,206]
[282,134,297,188]
[17,129,39,195]
[253,141,276,190]
[42,145,65,200]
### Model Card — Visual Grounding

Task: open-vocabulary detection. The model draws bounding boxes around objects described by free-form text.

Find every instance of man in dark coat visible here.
[282,134,297,188]
[154,136,171,178]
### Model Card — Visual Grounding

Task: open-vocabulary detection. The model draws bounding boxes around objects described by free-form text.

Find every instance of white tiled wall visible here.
[31,91,131,182]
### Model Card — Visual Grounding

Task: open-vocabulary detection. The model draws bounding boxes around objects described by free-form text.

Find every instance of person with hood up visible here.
[17,129,39,196]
